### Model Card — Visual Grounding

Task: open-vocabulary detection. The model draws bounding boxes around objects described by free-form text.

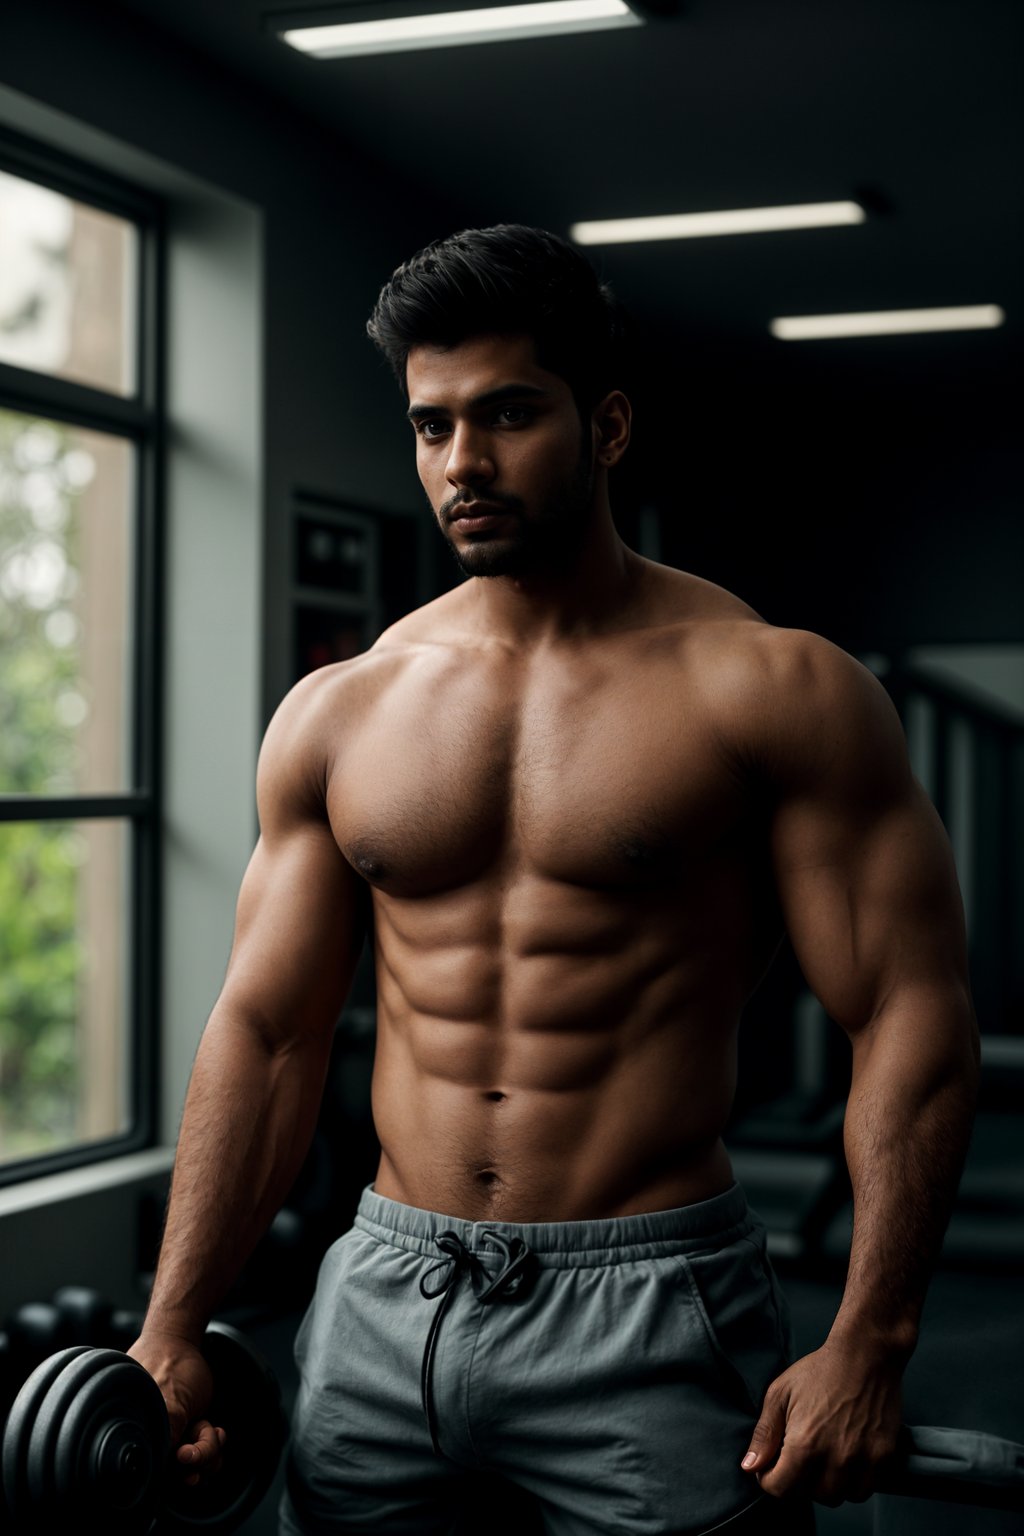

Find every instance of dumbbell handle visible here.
[878,1424,1024,1511]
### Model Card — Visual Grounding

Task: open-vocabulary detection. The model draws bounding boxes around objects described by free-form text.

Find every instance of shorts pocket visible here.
[672,1233,790,1418]
[293,1225,362,1371]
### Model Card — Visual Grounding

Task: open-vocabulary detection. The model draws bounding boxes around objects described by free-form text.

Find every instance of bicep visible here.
[217,688,367,1046]
[773,782,969,1034]
[221,822,366,1044]
[767,654,971,1038]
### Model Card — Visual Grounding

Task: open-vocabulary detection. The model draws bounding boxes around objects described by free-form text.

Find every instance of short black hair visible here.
[366,224,630,423]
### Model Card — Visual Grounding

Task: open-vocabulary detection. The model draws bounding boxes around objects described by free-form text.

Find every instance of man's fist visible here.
[127,1330,226,1487]
[741,1338,904,1506]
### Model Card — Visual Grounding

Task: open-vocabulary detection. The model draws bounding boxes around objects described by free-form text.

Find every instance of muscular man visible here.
[130,225,979,1535]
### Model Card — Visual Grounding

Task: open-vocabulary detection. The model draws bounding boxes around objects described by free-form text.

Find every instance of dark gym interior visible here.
[0,1,1021,1532]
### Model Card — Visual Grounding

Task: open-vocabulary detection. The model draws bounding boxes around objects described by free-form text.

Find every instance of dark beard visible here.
[438,433,595,580]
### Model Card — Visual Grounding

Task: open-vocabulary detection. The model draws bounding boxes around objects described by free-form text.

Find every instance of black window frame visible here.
[0,128,165,1186]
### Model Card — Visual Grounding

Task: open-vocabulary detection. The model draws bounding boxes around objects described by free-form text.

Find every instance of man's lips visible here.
[450,504,509,530]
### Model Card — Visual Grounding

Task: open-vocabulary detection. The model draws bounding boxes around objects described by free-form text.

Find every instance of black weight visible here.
[156,1322,287,1534]
[110,1308,146,1352]
[26,1348,167,1533]
[52,1352,169,1529]
[1,1345,94,1526]
[52,1285,114,1346]
[2,1346,169,1535]
[6,1302,67,1379]
[4,1321,287,1536]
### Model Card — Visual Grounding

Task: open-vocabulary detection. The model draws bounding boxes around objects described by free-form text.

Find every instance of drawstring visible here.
[419,1229,537,1456]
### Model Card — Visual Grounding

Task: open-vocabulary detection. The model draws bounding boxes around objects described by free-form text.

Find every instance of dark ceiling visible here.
[101,0,1021,356]
[98,0,1022,645]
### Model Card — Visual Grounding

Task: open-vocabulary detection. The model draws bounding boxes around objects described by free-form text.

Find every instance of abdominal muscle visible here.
[368,886,745,1222]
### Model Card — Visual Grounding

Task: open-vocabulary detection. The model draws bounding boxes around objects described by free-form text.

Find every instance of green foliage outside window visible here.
[0,410,89,1159]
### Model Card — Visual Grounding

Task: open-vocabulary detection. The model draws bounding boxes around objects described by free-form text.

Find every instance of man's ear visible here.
[592,390,631,466]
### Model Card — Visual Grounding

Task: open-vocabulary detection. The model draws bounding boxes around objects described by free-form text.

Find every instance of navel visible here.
[482,1090,507,1103]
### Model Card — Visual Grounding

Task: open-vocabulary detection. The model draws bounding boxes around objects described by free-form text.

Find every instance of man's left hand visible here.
[740,1339,905,1505]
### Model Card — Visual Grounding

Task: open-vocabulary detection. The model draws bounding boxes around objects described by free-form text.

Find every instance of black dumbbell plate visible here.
[4,1346,168,1534]
[3,1345,94,1525]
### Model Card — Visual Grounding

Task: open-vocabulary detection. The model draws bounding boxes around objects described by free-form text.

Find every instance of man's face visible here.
[405,334,597,579]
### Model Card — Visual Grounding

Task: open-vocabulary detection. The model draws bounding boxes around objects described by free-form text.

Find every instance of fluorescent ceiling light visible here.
[279,0,640,58]
[771,305,1006,340]
[570,202,865,244]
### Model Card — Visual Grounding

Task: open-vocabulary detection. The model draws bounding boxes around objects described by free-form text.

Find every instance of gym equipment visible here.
[52,1285,115,1346]
[1,1320,287,1535]
[5,1302,67,1379]
[880,1424,1024,1511]
[4,1289,114,1385]
[3,1305,1022,1530]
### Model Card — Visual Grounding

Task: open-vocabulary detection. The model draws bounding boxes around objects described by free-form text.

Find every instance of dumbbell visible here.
[4,1286,114,1385]
[1,1320,287,1534]
[52,1285,115,1346]
[4,1302,68,1383]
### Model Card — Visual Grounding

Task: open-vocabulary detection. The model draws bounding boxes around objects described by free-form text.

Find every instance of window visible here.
[0,133,162,1180]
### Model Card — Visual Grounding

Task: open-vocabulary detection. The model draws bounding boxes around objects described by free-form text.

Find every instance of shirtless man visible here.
[130,225,979,1535]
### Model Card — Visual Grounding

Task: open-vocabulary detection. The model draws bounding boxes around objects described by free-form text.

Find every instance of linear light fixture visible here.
[570,201,866,244]
[277,0,641,58]
[770,305,1006,340]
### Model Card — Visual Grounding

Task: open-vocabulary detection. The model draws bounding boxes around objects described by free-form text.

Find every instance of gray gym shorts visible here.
[279,1182,796,1535]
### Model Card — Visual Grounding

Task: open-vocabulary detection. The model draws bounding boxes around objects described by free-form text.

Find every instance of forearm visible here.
[143,1008,333,1343]
[743,996,977,1501]
[830,996,979,1359]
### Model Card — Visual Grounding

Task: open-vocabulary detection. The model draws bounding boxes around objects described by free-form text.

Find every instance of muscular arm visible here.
[741,636,979,1502]
[132,676,365,1453]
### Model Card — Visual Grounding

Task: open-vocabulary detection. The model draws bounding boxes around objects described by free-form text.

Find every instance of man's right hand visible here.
[127,1330,226,1487]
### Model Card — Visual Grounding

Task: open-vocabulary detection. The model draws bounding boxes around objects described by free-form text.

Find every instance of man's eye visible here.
[416,407,531,439]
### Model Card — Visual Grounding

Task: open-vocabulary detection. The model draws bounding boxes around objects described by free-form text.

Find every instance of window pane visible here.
[0,409,134,795]
[0,168,138,397]
[0,818,129,1165]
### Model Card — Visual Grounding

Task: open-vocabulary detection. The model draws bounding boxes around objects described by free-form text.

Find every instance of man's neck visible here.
[463,519,647,648]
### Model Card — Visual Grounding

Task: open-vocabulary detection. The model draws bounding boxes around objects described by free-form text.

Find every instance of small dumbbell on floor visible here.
[4,1302,68,1384]
[1,1320,287,1535]
[1,1286,139,1426]
[51,1285,116,1346]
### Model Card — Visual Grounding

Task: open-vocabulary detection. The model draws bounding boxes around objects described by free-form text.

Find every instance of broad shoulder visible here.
[695,621,909,792]
[268,591,467,735]
[263,646,402,744]
[256,649,407,819]
[256,594,469,804]
[695,620,873,700]
[639,566,877,720]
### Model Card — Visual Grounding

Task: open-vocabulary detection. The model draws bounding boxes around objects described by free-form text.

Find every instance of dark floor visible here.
[237,1260,1024,1536]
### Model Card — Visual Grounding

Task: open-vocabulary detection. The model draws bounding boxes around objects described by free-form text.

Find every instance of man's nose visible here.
[445,424,495,491]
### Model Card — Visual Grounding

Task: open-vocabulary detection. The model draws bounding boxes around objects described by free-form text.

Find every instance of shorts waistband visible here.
[352,1181,754,1267]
